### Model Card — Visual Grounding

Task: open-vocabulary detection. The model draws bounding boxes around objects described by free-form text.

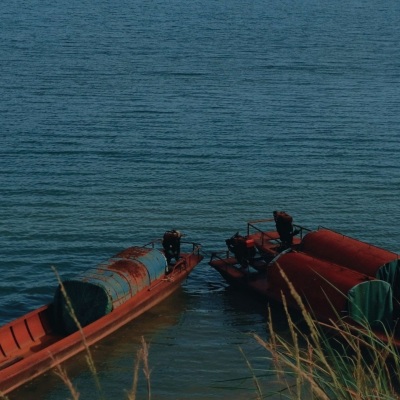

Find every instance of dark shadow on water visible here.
[221,284,306,342]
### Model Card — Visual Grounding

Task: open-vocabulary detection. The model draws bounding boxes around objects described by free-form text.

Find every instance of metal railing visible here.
[247,218,311,247]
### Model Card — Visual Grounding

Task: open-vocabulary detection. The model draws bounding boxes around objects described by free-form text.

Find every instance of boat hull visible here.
[0,246,202,395]
[209,258,269,297]
[210,217,400,346]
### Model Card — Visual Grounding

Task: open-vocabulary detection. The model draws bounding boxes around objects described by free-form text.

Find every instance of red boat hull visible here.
[210,218,400,345]
[0,244,202,395]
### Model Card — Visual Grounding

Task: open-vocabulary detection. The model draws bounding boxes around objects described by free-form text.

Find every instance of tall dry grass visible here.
[126,336,152,400]
[251,267,400,399]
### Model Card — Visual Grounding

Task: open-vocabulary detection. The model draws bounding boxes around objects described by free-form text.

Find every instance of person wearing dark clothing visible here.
[162,230,182,264]
[273,211,295,248]
[226,232,256,268]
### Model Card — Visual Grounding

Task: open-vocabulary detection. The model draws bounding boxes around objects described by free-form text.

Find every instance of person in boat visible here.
[273,211,298,249]
[162,230,183,264]
[225,232,256,269]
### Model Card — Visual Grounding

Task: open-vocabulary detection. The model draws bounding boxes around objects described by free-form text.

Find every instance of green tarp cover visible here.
[53,280,112,335]
[377,259,400,295]
[53,247,167,335]
[348,280,393,328]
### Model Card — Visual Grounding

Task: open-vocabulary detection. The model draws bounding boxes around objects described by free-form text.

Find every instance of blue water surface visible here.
[1,0,399,398]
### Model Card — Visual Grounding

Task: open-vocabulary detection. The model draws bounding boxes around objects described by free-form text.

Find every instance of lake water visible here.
[1,0,399,398]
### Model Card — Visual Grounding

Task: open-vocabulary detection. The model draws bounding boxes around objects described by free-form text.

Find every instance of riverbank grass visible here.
[253,269,400,399]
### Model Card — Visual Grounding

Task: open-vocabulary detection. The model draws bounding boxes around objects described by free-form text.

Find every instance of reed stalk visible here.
[239,346,263,400]
[126,346,142,400]
[126,336,152,400]
[53,363,80,400]
[52,267,103,399]
[0,391,9,400]
[140,336,152,400]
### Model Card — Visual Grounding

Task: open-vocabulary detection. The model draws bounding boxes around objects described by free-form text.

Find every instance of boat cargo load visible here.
[53,246,167,334]
[268,251,393,328]
[301,229,400,294]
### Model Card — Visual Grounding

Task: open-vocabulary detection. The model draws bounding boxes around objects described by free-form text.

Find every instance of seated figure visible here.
[226,232,256,268]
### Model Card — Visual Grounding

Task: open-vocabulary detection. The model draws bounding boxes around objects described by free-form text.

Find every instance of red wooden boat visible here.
[0,234,203,395]
[209,216,400,342]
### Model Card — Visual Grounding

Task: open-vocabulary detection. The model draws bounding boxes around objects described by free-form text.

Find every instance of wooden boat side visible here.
[209,256,269,297]
[0,250,203,395]
[0,305,60,370]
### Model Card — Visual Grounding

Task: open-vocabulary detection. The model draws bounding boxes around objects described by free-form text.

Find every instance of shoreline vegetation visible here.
[253,304,400,399]
[253,268,400,400]
[2,269,400,400]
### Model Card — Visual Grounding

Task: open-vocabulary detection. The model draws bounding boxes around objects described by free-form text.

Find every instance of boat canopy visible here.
[113,246,168,281]
[53,247,167,334]
[301,229,400,294]
[268,251,393,327]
